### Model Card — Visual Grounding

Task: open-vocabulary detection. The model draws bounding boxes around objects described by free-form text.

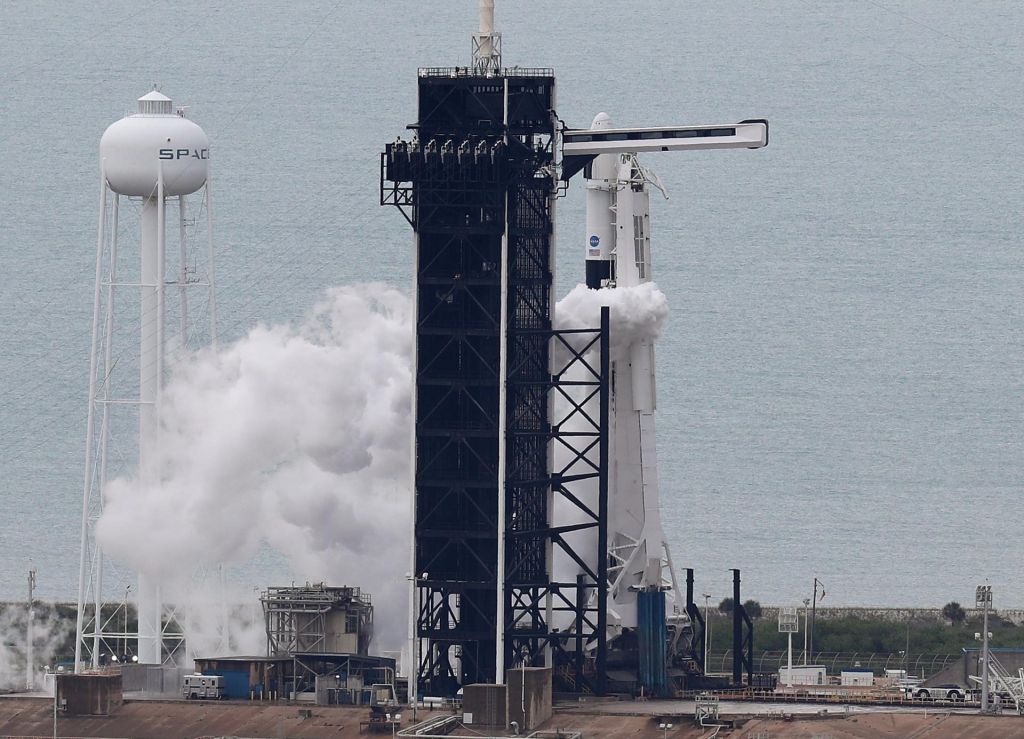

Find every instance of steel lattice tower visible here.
[382,64,613,696]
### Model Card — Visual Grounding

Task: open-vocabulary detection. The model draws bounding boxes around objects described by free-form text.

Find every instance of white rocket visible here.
[576,112,769,636]
[583,113,680,632]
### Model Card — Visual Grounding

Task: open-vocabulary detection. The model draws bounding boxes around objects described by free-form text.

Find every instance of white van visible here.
[182,673,225,700]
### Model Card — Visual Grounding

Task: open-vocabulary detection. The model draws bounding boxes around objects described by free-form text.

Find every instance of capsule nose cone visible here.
[591,112,613,130]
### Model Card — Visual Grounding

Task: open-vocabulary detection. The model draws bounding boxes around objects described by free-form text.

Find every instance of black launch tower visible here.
[382,67,611,696]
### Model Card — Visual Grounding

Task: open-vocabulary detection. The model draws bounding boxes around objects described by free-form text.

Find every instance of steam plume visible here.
[93,279,666,652]
[96,283,413,649]
[554,282,668,361]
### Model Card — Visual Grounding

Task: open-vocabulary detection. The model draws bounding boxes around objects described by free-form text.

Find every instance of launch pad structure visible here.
[382,1,768,699]
[382,66,613,695]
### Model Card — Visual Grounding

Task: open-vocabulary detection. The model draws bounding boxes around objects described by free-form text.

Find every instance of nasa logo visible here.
[589,235,600,248]
[158,148,210,160]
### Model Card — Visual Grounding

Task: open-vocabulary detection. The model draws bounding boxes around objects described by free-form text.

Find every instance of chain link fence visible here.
[708,650,957,679]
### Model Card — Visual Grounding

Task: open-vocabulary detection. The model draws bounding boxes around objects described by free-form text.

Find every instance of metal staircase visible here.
[970,652,1024,713]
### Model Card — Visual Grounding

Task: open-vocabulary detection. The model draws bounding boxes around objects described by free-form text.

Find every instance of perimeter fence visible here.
[708,650,958,679]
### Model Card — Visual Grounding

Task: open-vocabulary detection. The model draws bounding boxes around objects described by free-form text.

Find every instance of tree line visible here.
[705,598,1021,655]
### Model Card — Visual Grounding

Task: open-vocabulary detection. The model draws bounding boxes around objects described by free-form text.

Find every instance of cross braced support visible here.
[504,308,609,694]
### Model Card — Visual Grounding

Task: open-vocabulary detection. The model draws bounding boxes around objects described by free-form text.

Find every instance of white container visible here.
[841,669,874,686]
[779,665,827,685]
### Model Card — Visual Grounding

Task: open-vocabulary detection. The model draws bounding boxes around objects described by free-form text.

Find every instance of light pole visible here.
[407,572,425,722]
[659,721,673,738]
[778,607,798,687]
[904,620,910,677]
[702,593,711,674]
[123,585,132,663]
[976,585,992,713]
[27,568,36,692]
[802,598,810,665]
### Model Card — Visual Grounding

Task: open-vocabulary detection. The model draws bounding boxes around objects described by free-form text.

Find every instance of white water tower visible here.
[75,89,217,670]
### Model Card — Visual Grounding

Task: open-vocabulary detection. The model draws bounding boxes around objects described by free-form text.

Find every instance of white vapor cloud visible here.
[553,282,668,362]
[96,283,413,650]
[92,278,667,653]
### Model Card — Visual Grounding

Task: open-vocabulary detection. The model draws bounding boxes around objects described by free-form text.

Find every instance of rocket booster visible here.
[583,112,674,623]
[573,104,767,661]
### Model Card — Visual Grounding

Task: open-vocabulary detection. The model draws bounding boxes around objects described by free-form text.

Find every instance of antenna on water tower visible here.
[74,89,217,671]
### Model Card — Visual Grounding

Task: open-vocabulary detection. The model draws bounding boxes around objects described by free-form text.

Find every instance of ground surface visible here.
[549,700,1024,738]
[2,697,1024,738]
[0,698,443,738]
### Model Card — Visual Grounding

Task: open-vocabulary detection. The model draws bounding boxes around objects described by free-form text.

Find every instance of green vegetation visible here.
[706,611,1024,656]
[715,598,761,618]
[942,601,967,625]
[743,600,763,619]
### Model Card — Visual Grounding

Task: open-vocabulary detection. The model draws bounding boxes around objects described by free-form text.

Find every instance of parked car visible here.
[182,674,225,700]
[907,683,968,701]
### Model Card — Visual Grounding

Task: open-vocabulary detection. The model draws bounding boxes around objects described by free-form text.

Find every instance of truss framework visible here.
[75,184,215,671]
[262,584,373,658]
[504,313,609,694]
[383,70,611,696]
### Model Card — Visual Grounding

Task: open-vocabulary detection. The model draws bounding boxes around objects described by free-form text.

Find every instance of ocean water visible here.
[1,1,1022,610]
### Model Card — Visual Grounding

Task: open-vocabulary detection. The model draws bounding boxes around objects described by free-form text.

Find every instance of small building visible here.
[463,684,507,728]
[779,665,826,686]
[55,671,122,716]
[462,667,553,732]
[840,668,875,686]
[194,582,392,705]
[121,664,191,695]
[506,667,552,732]
[192,656,289,701]
[262,583,373,656]
[193,653,396,703]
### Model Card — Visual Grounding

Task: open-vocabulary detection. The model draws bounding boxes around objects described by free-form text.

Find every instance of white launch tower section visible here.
[472,0,502,74]
[75,90,215,670]
[577,113,768,637]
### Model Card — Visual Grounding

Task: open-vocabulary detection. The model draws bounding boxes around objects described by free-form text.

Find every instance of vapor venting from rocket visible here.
[95,283,413,649]
[554,282,669,362]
